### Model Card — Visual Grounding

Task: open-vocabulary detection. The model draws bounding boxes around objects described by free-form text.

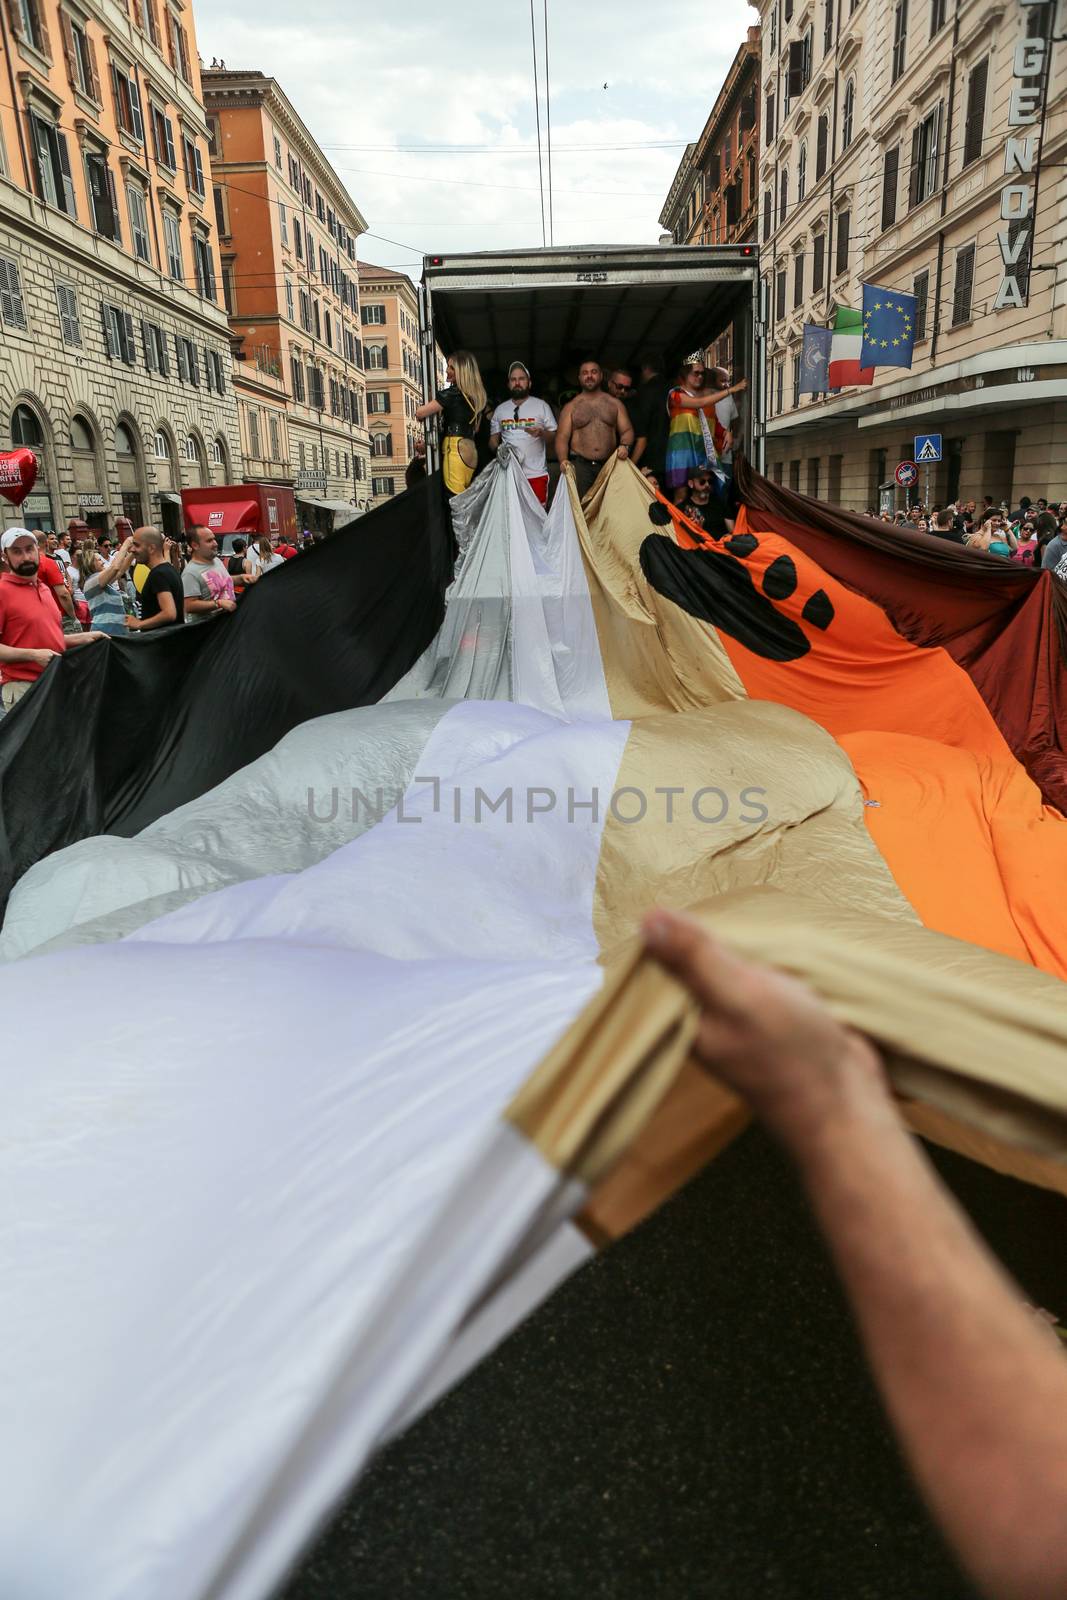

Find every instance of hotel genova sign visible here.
[994,0,1053,310]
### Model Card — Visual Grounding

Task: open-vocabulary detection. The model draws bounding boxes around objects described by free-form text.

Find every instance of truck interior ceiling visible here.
[424,262,755,409]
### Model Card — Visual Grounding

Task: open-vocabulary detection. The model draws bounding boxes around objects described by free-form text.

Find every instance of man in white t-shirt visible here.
[489,362,557,505]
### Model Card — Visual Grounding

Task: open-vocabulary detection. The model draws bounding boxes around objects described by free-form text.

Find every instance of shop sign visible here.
[994,4,1050,311]
[79,493,106,510]
[23,493,52,515]
[295,471,327,491]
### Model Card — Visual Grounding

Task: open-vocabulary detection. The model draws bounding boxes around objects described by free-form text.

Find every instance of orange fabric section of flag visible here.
[691,508,1067,979]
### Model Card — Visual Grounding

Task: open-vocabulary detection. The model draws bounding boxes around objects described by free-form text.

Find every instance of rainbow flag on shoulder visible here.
[828,305,875,388]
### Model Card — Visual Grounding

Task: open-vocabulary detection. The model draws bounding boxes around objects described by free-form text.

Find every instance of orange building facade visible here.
[0,0,239,537]
[357,260,423,505]
[659,27,761,371]
[202,68,371,527]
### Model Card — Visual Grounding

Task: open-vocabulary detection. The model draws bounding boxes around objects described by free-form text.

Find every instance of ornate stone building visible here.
[756,0,1066,509]
[0,0,239,537]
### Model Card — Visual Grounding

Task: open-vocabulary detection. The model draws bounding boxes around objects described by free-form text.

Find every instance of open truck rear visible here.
[418,243,764,472]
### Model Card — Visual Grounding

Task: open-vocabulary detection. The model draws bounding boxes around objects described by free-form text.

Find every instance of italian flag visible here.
[828,306,875,388]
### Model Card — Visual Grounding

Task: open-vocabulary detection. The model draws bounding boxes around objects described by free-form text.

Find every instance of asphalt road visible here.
[281,1126,1067,1600]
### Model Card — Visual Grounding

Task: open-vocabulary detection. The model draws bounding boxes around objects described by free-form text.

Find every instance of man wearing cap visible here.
[489,362,557,506]
[0,529,103,711]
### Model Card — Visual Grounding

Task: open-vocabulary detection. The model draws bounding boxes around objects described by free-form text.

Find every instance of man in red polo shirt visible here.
[0,529,103,711]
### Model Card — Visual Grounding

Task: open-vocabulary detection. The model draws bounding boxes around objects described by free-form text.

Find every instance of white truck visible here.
[418,242,765,473]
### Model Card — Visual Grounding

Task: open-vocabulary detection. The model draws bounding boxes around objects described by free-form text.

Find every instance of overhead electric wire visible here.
[529,0,547,246]
[543,0,554,245]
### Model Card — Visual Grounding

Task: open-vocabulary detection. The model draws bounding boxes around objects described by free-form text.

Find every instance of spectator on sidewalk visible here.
[245,533,285,578]
[182,525,237,624]
[124,527,184,633]
[0,529,103,711]
[33,533,76,627]
[77,534,136,636]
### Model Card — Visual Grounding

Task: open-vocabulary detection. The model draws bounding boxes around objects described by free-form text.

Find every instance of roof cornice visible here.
[202,70,368,233]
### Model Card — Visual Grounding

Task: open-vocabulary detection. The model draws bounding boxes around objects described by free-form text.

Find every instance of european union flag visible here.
[861,283,917,369]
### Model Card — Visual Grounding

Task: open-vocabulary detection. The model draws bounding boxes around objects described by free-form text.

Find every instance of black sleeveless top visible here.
[436,385,476,439]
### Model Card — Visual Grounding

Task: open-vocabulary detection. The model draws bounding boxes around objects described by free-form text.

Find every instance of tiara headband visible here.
[684,350,705,367]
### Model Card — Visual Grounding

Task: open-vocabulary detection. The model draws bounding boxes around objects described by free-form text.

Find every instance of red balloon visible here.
[0,448,38,508]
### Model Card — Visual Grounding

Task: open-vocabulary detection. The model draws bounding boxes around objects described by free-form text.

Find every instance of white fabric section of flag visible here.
[0,697,630,1597]
[0,700,452,961]
[510,463,612,722]
[131,702,629,965]
[0,946,595,1600]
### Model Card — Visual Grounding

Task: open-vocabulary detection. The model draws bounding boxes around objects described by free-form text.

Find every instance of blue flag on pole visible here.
[861,284,917,369]
[799,323,832,394]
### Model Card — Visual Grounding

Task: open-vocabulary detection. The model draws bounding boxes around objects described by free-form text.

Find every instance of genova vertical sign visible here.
[994,0,1053,309]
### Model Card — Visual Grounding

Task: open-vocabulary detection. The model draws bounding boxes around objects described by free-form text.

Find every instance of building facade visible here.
[202,68,371,529]
[659,28,761,371]
[0,0,239,538]
[757,0,1067,509]
[357,261,422,505]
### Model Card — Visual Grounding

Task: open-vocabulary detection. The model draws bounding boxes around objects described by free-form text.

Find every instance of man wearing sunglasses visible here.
[489,361,557,506]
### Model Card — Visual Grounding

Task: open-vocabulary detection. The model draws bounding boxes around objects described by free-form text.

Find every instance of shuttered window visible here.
[962,58,988,169]
[55,281,80,344]
[951,243,976,325]
[835,209,850,277]
[881,145,900,230]
[0,256,27,328]
[812,233,825,293]
[912,270,929,340]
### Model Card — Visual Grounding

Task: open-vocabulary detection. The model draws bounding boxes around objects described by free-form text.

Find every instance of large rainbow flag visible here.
[2,451,1066,1598]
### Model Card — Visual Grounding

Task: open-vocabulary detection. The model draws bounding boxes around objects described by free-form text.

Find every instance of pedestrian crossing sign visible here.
[914,433,942,464]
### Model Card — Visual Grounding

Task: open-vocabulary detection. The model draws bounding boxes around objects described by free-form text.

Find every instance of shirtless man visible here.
[555,360,635,500]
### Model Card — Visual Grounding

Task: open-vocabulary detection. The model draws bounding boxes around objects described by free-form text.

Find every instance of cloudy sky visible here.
[196,0,758,276]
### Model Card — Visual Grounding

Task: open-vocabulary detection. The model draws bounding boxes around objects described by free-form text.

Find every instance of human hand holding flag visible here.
[861,284,917,369]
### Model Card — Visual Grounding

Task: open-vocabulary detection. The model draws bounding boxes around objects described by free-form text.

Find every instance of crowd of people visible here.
[414,348,747,518]
[872,496,1067,576]
[0,516,299,713]
[4,385,1065,717]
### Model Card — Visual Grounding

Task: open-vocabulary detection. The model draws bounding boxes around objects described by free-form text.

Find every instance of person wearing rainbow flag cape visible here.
[664,354,747,505]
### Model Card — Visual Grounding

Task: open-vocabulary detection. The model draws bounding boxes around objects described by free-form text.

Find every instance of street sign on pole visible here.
[895,461,918,489]
[914,433,943,463]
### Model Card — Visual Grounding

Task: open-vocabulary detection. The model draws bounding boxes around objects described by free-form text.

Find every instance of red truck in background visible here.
[179,484,298,557]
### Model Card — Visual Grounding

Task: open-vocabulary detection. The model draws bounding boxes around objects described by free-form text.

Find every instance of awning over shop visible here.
[180,491,262,534]
[295,494,364,529]
[158,491,183,506]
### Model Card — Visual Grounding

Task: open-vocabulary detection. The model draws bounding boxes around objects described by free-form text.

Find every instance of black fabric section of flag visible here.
[0,476,453,914]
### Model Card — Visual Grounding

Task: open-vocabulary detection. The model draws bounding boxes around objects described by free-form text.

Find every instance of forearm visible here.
[619,421,635,449]
[184,597,217,615]
[54,587,75,616]
[132,608,175,631]
[0,642,41,664]
[789,1096,1067,1600]
[632,437,647,465]
[556,421,571,463]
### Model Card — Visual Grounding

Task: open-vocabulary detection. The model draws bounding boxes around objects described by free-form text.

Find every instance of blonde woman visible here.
[76,535,136,636]
[415,351,487,496]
